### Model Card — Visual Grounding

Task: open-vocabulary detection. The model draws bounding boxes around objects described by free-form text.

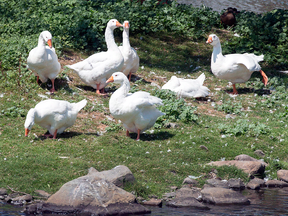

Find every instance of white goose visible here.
[118,21,140,81]
[206,34,268,94]
[66,19,124,95]
[106,72,164,140]
[24,99,87,139]
[27,31,61,93]
[162,73,210,98]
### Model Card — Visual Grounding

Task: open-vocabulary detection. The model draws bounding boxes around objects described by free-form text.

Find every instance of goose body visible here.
[66,19,124,95]
[162,73,210,98]
[24,99,87,139]
[118,21,139,81]
[27,31,61,93]
[206,34,268,94]
[106,72,164,140]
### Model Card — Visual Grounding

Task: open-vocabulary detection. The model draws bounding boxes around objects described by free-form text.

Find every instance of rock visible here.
[207,160,266,176]
[228,178,245,190]
[166,197,210,209]
[34,190,51,199]
[89,165,135,188]
[0,188,7,196]
[202,184,215,189]
[162,192,176,200]
[265,180,288,188]
[199,145,208,151]
[201,187,250,205]
[206,179,229,188]
[5,193,20,202]
[87,167,99,175]
[11,194,33,205]
[142,198,162,207]
[183,177,198,185]
[246,178,265,190]
[277,170,288,183]
[235,154,259,161]
[25,175,150,215]
[170,186,178,191]
[175,187,202,201]
[254,150,265,157]
[235,154,268,166]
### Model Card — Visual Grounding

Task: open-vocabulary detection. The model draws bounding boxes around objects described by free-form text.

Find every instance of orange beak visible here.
[47,39,52,48]
[25,128,30,137]
[106,76,114,83]
[124,22,129,28]
[206,36,213,44]
[116,21,123,27]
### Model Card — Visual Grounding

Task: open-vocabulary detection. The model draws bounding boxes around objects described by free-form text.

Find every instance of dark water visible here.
[177,0,288,13]
[146,188,288,216]
[1,188,288,216]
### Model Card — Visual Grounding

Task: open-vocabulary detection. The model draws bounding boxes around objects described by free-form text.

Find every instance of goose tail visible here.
[196,73,206,85]
[194,86,210,98]
[74,99,87,112]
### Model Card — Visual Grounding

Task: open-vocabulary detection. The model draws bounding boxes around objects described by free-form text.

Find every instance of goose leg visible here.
[36,76,41,85]
[136,129,141,141]
[126,130,130,137]
[128,72,132,81]
[260,70,268,86]
[232,84,238,95]
[50,79,56,93]
[53,129,58,139]
[96,84,106,96]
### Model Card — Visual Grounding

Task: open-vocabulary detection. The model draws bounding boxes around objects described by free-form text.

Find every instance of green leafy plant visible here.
[218,119,270,136]
[153,89,198,127]
[216,100,243,115]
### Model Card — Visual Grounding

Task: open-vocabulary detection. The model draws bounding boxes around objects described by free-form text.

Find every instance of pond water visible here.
[2,188,288,216]
[177,0,288,13]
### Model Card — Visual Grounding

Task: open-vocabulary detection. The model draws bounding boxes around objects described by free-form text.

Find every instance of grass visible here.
[0,28,288,199]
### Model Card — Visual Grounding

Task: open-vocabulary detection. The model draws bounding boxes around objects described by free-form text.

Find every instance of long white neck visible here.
[37,34,46,47]
[109,79,130,113]
[122,28,131,49]
[211,42,223,64]
[25,108,36,129]
[105,26,118,51]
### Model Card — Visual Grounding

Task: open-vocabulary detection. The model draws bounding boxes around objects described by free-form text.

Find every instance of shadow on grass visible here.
[129,131,175,141]
[33,131,92,140]
[224,87,271,95]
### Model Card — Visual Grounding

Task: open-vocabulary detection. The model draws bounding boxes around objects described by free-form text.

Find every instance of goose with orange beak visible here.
[66,19,124,95]
[106,72,164,141]
[118,21,140,81]
[206,34,268,94]
[24,99,87,139]
[27,31,61,94]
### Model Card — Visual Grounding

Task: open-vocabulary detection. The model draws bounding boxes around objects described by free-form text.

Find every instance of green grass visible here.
[1,29,288,199]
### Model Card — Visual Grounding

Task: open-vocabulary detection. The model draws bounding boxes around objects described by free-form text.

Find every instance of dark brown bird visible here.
[220,7,240,27]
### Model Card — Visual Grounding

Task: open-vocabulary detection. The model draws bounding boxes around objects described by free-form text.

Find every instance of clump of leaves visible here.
[153,89,198,127]
[218,119,270,136]
[101,120,122,132]
[1,106,26,118]
[216,100,243,115]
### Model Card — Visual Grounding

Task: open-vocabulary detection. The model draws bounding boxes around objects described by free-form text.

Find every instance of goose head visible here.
[123,20,130,29]
[107,19,123,30]
[106,72,127,84]
[24,108,35,137]
[206,34,220,46]
[41,30,53,48]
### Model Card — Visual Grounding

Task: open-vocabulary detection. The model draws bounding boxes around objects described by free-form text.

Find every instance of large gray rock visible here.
[228,178,245,190]
[175,187,202,200]
[166,197,210,209]
[206,179,229,188]
[277,170,288,183]
[235,154,268,166]
[207,160,266,176]
[201,187,250,205]
[0,188,7,196]
[25,173,150,215]
[246,178,265,190]
[87,165,135,188]
[265,180,288,188]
